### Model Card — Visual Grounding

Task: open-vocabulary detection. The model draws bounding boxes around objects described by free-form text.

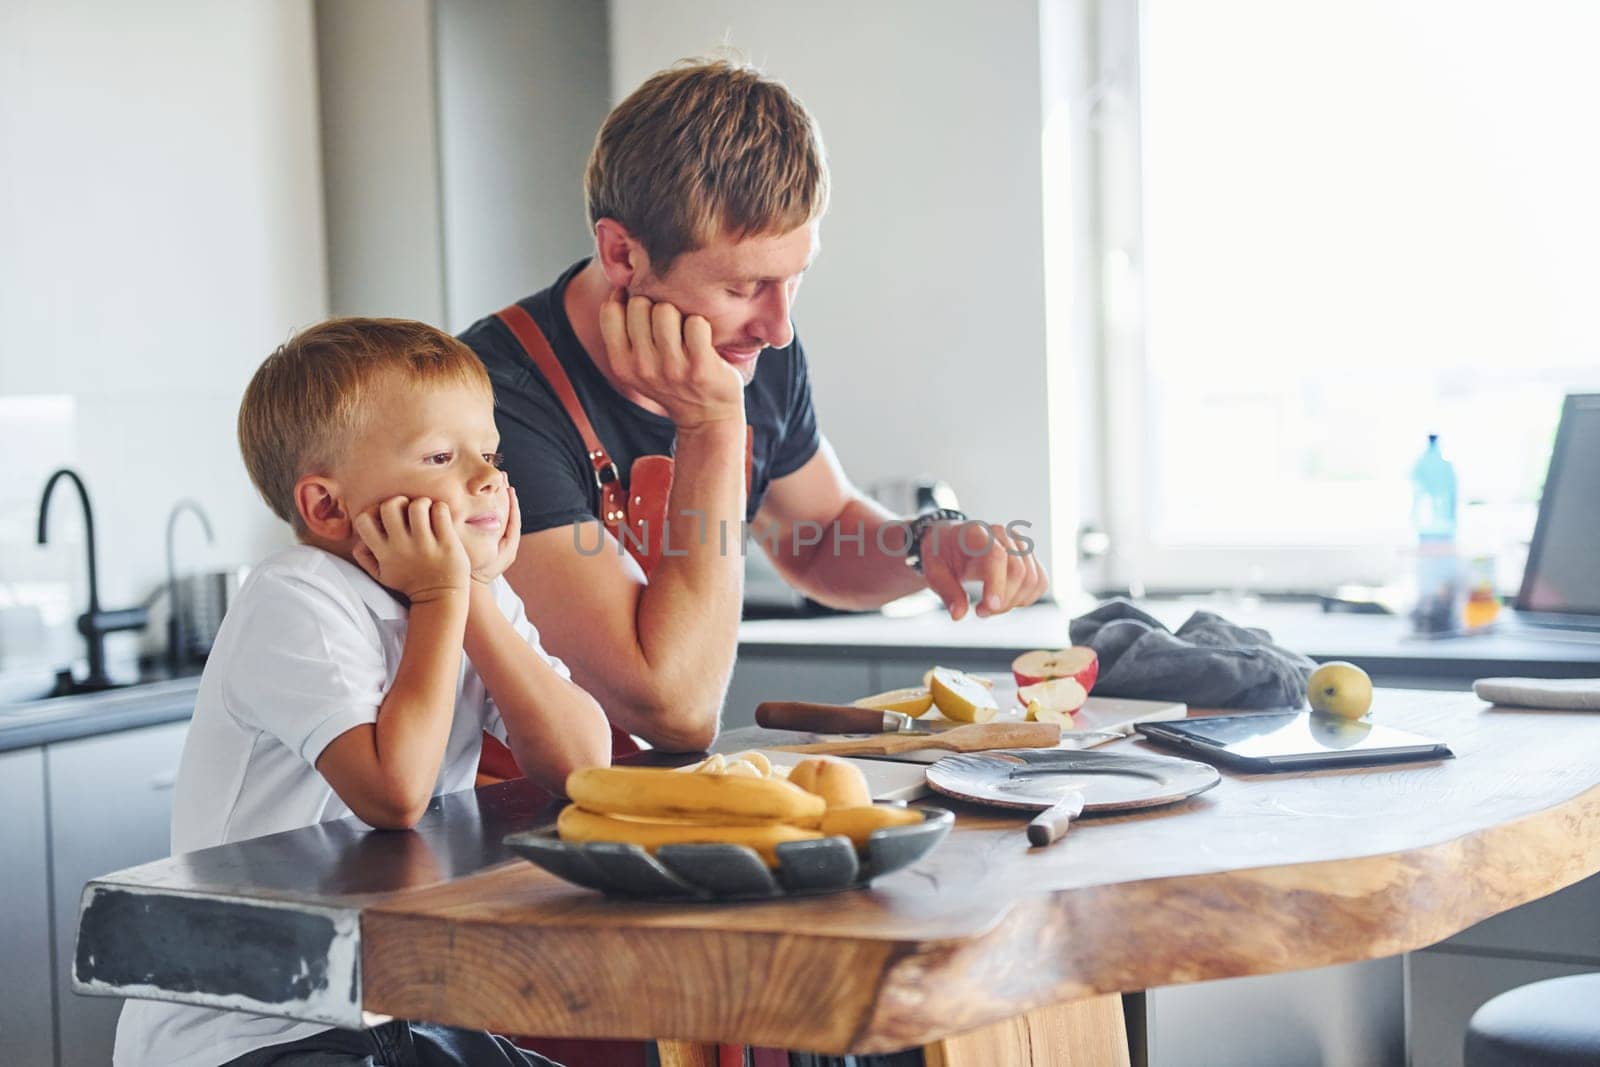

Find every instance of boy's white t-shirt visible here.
[114,544,569,1067]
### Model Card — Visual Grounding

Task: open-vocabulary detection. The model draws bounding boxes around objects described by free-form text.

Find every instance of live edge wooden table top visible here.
[76,690,1600,1058]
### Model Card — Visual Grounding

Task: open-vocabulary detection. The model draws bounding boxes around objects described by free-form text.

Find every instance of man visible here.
[460,59,1047,755]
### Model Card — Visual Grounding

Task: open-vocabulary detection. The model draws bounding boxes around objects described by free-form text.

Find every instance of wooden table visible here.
[76,690,1600,1064]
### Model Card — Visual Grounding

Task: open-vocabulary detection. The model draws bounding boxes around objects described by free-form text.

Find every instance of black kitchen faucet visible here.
[36,467,150,695]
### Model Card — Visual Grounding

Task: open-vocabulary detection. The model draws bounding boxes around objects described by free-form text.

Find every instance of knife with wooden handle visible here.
[767,721,1062,757]
[756,701,917,734]
[1027,790,1086,847]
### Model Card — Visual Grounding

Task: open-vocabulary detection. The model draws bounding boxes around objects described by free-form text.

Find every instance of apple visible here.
[852,686,935,718]
[927,667,1000,723]
[1012,647,1099,692]
[1019,677,1089,725]
[1306,661,1374,720]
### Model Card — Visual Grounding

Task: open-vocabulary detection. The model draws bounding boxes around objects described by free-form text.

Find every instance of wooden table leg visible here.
[657,994,1129,1067]
[923,993,1131,1067]
[654,1041,718,1067]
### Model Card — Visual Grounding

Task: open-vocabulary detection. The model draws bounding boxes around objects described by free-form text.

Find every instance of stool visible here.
[1465,973,1600,1066]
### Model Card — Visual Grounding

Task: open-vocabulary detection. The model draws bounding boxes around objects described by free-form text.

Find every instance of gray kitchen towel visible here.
[1069,599,1317,708]
[1473,677,1600,710]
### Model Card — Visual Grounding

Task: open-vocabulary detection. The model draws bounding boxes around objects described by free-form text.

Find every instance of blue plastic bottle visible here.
[1410,434,1461,632]
[1411,434,1458,540]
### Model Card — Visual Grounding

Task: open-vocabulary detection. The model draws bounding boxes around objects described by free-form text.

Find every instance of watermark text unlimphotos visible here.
[572,512,1035,560]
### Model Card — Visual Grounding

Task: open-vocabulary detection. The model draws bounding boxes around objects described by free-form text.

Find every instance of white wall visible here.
[607,0,1055,575]
[0,1,326,672]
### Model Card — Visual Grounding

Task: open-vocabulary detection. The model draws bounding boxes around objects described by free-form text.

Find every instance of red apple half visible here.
[1020,677,1089,725]
[1012,646,1098,692]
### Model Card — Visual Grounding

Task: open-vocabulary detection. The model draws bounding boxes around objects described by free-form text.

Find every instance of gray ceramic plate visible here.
[925,748,1220,813]
[504,807,953,901]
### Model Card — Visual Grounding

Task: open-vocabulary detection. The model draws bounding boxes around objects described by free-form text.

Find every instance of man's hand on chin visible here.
[599,288,745,431]
[918,519,1049,620]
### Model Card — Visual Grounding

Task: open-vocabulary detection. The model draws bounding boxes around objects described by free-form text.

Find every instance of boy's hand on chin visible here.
[352,495,470,604]
[470,484,521,587]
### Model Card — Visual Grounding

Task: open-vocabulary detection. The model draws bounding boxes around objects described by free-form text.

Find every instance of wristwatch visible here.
[904,508,968,575]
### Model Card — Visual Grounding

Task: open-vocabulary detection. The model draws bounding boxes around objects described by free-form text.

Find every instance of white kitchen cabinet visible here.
[0,747,55,1067]
[1147,958,1405,1067]
[47,720,189,1067]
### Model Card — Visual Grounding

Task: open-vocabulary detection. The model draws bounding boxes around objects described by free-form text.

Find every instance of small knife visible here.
[1027,790,1086,847]
[756,700,926,735]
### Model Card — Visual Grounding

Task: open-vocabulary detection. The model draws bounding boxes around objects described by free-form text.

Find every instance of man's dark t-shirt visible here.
[458,260,821,537]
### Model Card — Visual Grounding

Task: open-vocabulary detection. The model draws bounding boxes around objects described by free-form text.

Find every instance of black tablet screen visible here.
[1154,712,1446,761]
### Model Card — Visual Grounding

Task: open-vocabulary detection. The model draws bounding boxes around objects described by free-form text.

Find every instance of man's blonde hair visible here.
[585,58,829,274]
[238,318,491,533]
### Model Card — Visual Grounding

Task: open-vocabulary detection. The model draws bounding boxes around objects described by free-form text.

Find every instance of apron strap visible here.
[496,304,628,532]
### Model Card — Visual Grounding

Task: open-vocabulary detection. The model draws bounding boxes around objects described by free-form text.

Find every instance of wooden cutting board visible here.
[858,694,1189,765]
[766,721,1061,757]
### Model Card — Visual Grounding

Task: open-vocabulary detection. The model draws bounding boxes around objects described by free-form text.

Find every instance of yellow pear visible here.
[852,686,935,718]
[1307,661,1374,720]
[928,667,999,723]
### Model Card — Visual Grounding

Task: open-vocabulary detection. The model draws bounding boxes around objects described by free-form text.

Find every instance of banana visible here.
[566,766,826,825]
[819,804,925,851]
[557,805,822,866]
[729,750,773,777]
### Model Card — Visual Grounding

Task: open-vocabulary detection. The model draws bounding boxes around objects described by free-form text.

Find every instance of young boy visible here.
[113,318,610,1067]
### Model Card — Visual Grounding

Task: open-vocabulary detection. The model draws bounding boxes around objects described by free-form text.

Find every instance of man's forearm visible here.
[779,496,928,611]
[629,417,748,746]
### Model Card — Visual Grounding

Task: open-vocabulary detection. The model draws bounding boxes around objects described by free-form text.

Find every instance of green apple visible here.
[1307,661,1374,720]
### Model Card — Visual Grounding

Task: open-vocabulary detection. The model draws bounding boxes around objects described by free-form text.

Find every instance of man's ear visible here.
[593,218,648,290]
[294,475,351,542]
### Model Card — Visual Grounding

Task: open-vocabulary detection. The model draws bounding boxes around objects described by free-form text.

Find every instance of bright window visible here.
[1096,0,1600,591]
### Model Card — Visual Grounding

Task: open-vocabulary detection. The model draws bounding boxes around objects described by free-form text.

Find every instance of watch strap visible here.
[905,507,968,574]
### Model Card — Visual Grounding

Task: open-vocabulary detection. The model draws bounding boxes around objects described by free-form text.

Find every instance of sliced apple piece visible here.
[928,667,1000,724]
[1020,677,1088,725]
[922,667,995,690]
[1011,647,1099,692]
[852,686,935,718]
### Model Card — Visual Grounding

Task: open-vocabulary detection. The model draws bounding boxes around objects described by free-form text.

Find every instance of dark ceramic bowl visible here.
[503,807,953,902]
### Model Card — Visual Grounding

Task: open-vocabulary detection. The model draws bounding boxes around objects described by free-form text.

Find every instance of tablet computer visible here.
[1135,711,1453,772]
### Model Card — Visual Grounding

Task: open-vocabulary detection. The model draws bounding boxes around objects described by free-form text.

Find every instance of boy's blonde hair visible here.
[238,317,491,533]
[585,58,829,275]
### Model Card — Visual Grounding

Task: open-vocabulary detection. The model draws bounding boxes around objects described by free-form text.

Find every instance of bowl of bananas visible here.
[504,752,954,901]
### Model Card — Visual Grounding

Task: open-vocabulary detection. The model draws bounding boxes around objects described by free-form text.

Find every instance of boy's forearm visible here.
[373,593,469,812]
[630,418,747,744]
[465,585,611,791]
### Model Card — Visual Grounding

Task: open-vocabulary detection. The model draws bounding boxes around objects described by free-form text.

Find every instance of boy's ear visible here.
[294,475,351,541]
[593,218,648,290]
